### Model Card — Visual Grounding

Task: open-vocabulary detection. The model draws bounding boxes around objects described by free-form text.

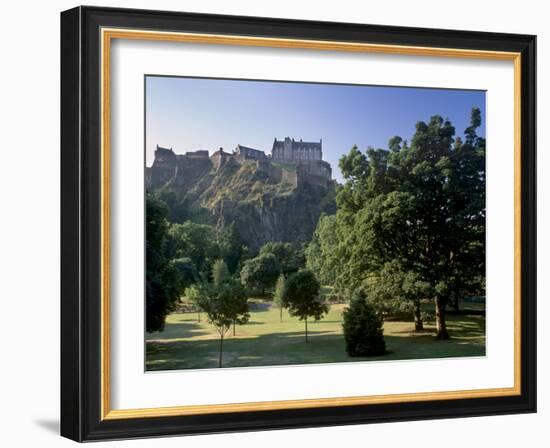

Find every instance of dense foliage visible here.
[145,195,182,332]
[240,253,280,294]
[305,214,341,287]
[307,108,486,338]
[342,292,386,357]
[259,242,304,277]
[366,261,430,331]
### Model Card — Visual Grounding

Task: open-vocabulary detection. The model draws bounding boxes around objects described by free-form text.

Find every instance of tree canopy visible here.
[307,108,486,339]
[259,242,303,277]
[166,221,219,280]
[240,253,280,294]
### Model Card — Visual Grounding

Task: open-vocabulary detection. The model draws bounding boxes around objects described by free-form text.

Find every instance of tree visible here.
[184,283,208,322]
[217,223,247,274]
[201,279,250,367]
[172,257,199,291]
[330,108,485,339]
[273,274,286,322]
[212,259,230,287]
[342,292,386,357]
[240,253,279,295]
[282,270,328,342]
[367,261,430,331]
[259,242,303,276]
[305,214,346,290]
[146,195,182,332]
[166,221,218,280]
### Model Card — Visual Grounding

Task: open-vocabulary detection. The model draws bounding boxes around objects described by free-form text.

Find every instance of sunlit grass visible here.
[146,300,485,371]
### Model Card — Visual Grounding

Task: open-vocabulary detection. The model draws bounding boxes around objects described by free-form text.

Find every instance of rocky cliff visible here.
[146,150,336,252]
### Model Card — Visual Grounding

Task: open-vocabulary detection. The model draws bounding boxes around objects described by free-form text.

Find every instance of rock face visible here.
[146,145,336,251]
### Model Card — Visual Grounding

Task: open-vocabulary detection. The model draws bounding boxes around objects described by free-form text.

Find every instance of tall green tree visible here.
[146,195,182,332]
[315,108,485,339]
[307,108,485,339]
[200,279,250,367]
[282,270,328,342]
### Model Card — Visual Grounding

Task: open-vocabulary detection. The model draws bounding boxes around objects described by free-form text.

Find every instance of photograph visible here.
[58,5,537,442]
[144,76,487,371]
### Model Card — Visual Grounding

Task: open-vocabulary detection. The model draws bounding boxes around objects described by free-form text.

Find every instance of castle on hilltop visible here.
[148,137,333,190]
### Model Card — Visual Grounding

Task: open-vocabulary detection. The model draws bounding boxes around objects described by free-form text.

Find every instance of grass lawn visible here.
[146,300,485,371]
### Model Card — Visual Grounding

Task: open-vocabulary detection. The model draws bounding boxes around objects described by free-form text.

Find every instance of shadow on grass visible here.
[147,320,211,340]
[146,318,486,371]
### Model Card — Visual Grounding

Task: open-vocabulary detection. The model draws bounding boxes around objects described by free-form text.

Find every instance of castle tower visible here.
[272,137,322,162]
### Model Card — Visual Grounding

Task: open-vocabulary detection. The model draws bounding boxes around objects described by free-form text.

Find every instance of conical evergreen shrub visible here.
[342,294,386,356]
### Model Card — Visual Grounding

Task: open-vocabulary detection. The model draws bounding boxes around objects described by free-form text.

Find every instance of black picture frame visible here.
[61,5,536,442]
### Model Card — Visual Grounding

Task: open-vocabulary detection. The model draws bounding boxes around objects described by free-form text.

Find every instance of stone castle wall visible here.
[149,139,332,191]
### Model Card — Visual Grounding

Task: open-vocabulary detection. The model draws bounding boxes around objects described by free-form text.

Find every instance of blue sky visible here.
[145,76,485,183]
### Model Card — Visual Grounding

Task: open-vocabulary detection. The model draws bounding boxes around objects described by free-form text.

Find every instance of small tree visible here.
[342,292,386,357]
[212,259,230,287]
[273,274,286,323]
[201,279,250,367]
[282,270,328,342]
[184,283,207,322]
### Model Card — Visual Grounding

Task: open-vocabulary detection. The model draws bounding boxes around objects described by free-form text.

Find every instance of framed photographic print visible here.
[60,6,536,442]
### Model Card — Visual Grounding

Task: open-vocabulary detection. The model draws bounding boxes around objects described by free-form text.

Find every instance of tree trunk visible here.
[434,296,450,339]
[233,320,236,336]
[452,295,460,313]
[280,307,283,323]
[219,333,224,368]
[414,301,424,331]
[305,317,308,343]
[197,310,201,323]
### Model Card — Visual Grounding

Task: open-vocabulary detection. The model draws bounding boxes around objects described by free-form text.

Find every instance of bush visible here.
[342,294,386,357]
